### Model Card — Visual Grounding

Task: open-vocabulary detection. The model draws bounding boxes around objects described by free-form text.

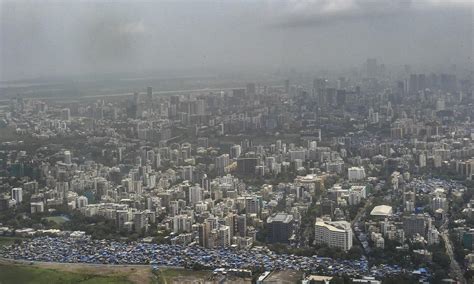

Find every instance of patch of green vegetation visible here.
[0,264,132,284]
[154,268,211,284]
[43,216,70,224]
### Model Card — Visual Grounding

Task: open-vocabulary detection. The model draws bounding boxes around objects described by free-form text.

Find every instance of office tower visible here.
[314,218,353,251]
[61,108,71,121]
[215,154,230,176]
[116,210,129,230]
[230,144,242,159]
[217,225,231,247]
[181,165,195,182]
[289,149,305,162]
[431,195,447,211]
[266,213,294,244]
[173,214,193,233]
[76,196,88,208]
[133,211,147,233]
[64,151,72,164]
[321,198,336,217]
[188,185,202,205]
[403,214,427,237]
[11,188,23,204]
[236,215,247,237]
[284,79,290,94]
[245,196,260,215]
[237,157,258,175]
[312,78,326,100]
[155,153,161,168]
[348,167,366,181]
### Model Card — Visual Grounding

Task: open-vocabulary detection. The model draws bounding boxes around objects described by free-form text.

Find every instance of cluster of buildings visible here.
[0,63,473,282]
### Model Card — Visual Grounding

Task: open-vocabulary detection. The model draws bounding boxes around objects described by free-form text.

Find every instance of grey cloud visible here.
[270,0,470,28]
[0,0,472,81]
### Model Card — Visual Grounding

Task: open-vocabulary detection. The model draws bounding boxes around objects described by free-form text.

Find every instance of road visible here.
[352,196,374,226]
[440,220,466,284]
[0,85,283,104]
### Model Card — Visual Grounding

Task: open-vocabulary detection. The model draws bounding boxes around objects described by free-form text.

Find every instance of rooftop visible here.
[370,205,393,216]
[267,213,293,223]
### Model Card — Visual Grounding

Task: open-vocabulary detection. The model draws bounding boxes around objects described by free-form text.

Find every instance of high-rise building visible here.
[266,213,294,244]
[403,214,427,237]
[314,218,353,251]
[230,145,242,159]
[348,167,366,181]
[76,196,88,208]
[133,211,147,233]
[11,188,22,204]
[188,185,202,206]
[61,108,71,121]
[236,214,247,237]
[64,150,72,164]
[245,196,260,215]
[215,154,230,176]
[217,225,231,247]
[237,157,258,175]
[181,165,195,182]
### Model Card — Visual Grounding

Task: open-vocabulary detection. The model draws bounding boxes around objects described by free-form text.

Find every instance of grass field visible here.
[0,263,132,284]
[0,261,240,283]
[43,216,70,224]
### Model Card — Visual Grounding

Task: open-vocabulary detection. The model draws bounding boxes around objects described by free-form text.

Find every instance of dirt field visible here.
[0,259,155,284]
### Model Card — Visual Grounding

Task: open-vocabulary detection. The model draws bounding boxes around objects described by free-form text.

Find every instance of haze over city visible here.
[0,1,473,284]
[1,0,472,81]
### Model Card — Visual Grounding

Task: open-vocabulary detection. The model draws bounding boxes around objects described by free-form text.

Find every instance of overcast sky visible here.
[0,0,472,81]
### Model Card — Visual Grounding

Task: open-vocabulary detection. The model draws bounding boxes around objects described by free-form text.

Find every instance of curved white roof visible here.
[370,205,393,216]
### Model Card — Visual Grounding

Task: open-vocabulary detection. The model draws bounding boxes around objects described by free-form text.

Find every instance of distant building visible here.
[237,158,258,175]
[64,150,72,165]
[30,201,44,213]
[403,214,428,237]
[230,145,242,159]
[61,108,71,121]
[216,154,230,176]
[348,167,366,181]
